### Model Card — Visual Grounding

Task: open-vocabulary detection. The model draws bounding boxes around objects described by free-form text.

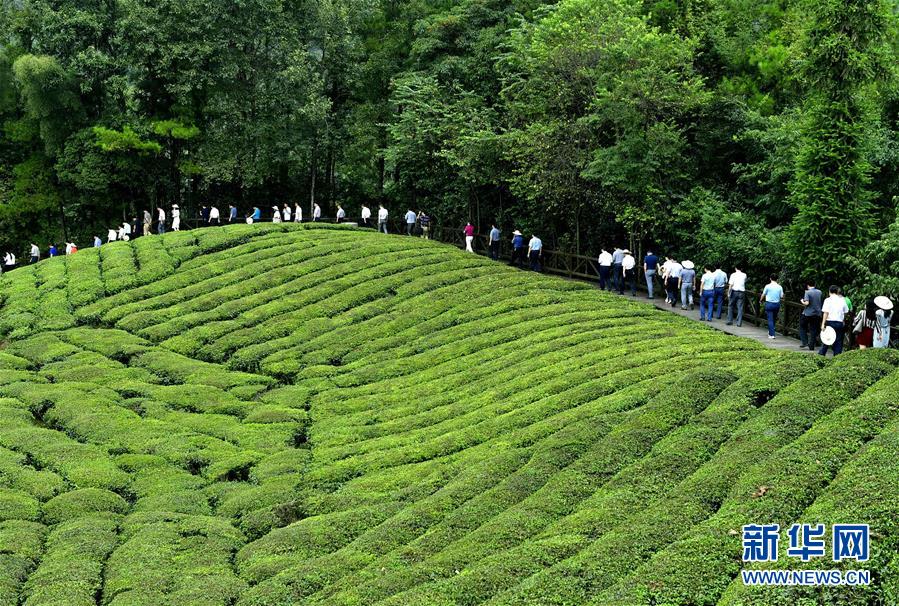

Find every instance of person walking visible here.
[621,249,637,296]
[93,235,102,248]
[511,230,525,268]
[3,252,15,270]
[312,202,321,222]
[405,209,417,235]
[336,205,346,223]
[725,266,747,327]
[699,267,716,321]
[820,286,849,356]
[143,210,152,236]
[664,258,683,307]
[418,211,431,239]
[250,206,261,223]
[488,225,501,260]
[48,244,58,257]
[679,260,696,310]
[798,280,823,350]
[528,234,543,272]
[209,205,221,224]
[29,243,39,264]
[377,204,388,233]
[171,205,181,231]
[853,300,881,350]
[759,274,784,339]
[272,206,282,223]
[643,250,658,299]
[282,204,291,223]
[107,228,118,242]
[872,296,893,349]
[123,221,132,241]
[712,265,728,319]
[294,203,302,223]
[229,205,238,223]
[597,248,613,290]
[67,242,77,254]
[611,247,625,293]
[660,257,673,302]
[157,206,166,234]
[360,205,371,227]
[463,222,475,252]
[201,205,210,224]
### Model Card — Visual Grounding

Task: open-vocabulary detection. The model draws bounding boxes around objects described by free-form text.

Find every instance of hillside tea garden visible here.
[0,224,893,605]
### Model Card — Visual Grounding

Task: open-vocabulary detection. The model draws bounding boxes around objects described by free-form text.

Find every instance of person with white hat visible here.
[819,285,849,356]
[620,249,636,296]
[272,206,282,223]
[679,261,696,310]
[171,204,181,231]
[872,296,893,349]
[511,230,525,268]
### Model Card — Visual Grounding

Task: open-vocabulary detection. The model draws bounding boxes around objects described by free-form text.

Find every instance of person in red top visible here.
[463,222,475,253]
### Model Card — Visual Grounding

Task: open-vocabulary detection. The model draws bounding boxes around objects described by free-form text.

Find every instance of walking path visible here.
[641,295,815,353]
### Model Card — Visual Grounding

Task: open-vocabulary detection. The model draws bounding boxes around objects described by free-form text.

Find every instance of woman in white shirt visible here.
[820,286,849,356]
[283,204,292,222]
[171,205,181,231]
[272,207,282,223]
[294,203,303,222]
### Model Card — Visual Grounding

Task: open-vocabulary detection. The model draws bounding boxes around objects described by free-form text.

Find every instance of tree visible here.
[786,0,892,286]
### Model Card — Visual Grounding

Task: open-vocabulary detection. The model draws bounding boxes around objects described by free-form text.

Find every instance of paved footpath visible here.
[637,295,816,354]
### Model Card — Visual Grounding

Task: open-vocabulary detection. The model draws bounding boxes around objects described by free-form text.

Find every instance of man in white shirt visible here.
[107,228,117,242]
[294,203,302,223]
[528,234,543,272]
[336,205,346,223]
[664,259,683,307]
[725,266,747,327]
[620,250,636,296]
[820,285,849,356]
[209,206,221,224]
[597,248,613,291]
[143,209,152,235]
[4,252,15,269]
[405,209,417,235]
[123,221,131,240]
[29,244,40,264]
[312,203,321,221]
[361,205,371,227]
[377,205,388,233]
[157,207,166,234]
[282,204,291,223]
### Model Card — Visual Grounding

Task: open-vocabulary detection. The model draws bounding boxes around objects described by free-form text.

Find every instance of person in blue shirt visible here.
[488,225,501,260]
[712,265,728,319]
[760,275,784,338]
[698,266,717,321]
[799,280,823,350]
[510,230,525,269]
[48,244,58,257]
[250,206,261,223]
[643,251,658,299]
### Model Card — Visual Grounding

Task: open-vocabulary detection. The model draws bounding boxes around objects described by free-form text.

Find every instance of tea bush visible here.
[0,224,895,605]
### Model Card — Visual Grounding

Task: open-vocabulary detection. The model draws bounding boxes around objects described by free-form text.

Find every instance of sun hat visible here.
[623,249,631,254]
[821,326,837,346]
[682,260,694,269]
[513,230,522,235]
[874,295,894,311]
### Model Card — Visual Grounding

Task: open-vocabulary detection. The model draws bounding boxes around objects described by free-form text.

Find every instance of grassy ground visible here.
[0,223,895,606]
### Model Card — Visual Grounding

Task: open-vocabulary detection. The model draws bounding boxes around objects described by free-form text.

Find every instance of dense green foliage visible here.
[0,224,896,604]
[1,0,898,294]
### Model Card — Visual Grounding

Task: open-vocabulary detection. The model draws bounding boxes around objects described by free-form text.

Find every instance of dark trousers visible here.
[489,241,499,260]
[30,256,39,264]
[799,314,822,350]
[157,222,165,234]
[620,269,636,295]
[510,247,525,268]
[361,218,370,227]
[598,265,611,290]
[765,302,780,336]
[611,263,622,291]
[820,320,845,356]
[713,287,725,318]
[529,250,542,272]
[727,291,745,326]
[666,277,679,304]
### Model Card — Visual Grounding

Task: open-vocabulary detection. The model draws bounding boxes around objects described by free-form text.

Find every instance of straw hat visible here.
[682,260,694,269]
[821,326,837,346]
[513,230,522,236]
[874,296,894,311]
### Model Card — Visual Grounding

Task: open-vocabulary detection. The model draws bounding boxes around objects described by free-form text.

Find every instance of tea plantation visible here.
[0,223,896,606]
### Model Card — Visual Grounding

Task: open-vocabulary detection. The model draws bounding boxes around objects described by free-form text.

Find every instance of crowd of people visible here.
[5,204,894,353]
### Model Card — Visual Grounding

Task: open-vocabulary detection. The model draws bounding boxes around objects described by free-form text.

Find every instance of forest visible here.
[1,0,898,297]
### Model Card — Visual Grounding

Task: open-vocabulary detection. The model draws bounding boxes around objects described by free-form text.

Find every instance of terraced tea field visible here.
[0,223,896,606]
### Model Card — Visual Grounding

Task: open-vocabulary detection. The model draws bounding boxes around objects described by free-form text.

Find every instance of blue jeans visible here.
[700,290,715,320]
[713,287,725,318]
[645,269,656,298]
[819,320,845,356]
[611,263,622,291]
[765,302,780,336]
[680,284,693,308]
